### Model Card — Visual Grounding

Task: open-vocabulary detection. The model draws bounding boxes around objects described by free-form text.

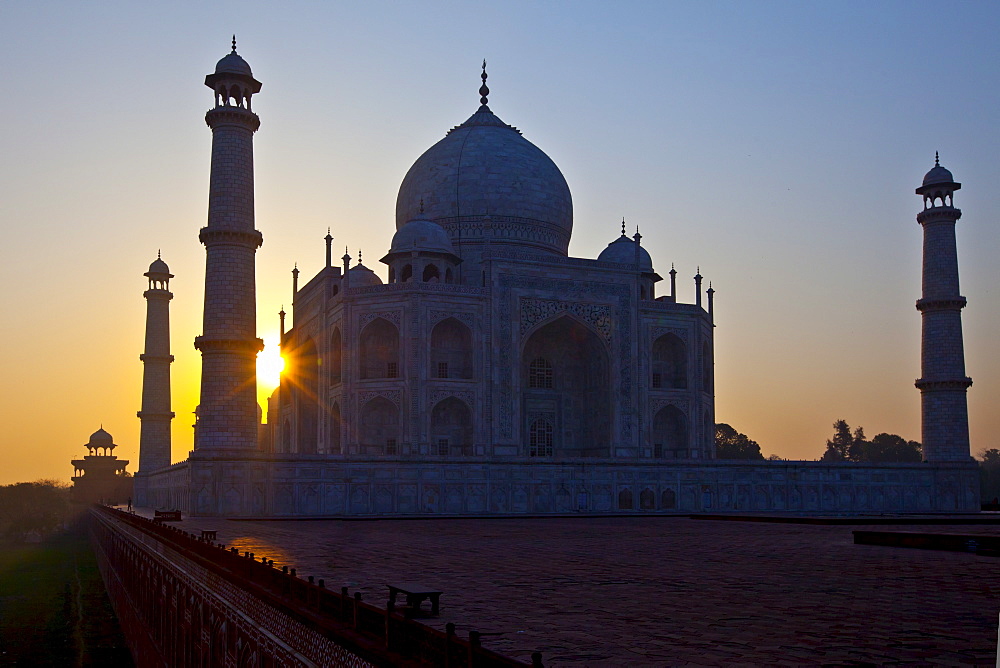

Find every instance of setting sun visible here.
[257,334,284,392]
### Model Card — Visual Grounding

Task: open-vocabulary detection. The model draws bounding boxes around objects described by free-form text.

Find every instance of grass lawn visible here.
[0,519,133,666]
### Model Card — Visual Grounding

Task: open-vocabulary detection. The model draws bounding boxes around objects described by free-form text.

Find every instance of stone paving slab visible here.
[131,510,1000,666]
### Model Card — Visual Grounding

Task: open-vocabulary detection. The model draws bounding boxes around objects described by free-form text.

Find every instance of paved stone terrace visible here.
[135,511,1000,665]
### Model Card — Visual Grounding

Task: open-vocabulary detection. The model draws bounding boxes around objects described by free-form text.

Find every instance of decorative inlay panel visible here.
[429,310,476,328]
[429,390,475,408]
[358,311,400,328]
[357,390,401,407]
[519,298,612,342]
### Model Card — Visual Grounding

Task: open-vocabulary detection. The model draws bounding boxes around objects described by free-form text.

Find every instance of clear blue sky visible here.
[1,1,998,482]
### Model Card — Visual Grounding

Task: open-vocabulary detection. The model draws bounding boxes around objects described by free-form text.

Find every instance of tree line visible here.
[714,420,921,463]
[819,419,921,463]
[0,480,73,542]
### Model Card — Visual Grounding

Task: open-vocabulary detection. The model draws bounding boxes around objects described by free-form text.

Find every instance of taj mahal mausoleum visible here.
[132,43,979,517]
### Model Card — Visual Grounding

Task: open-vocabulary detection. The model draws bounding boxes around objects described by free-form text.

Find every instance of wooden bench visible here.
[386,584,443,616]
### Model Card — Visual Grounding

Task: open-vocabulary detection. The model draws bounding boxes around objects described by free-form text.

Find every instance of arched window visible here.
[652,333,687,389]
[329,402,341,454]
[388,266,395,283]
[294,338,319,454]
[330,328,342,384]
[703,341,712,392]
[431,318,473,379]
[360,318,400,380]
[529,418,553,457]
[360,397,399,455]
[653,405,688,458]
[431,397,473,456]
[618,488,633,510]
[661,488,677,509]
[704,409,713,457]
[640,488,655,510]
[400,264,413,282]
[528,358,553,389]
[423,264,440,283]
[445,267,453,284]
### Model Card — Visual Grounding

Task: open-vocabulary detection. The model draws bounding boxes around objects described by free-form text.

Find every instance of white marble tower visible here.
[193,39,264,452]
[135,254,175,505]
[137,253,175,471]
[914,154,972,461]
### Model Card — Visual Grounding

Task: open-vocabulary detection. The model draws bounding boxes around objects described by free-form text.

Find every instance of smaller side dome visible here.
[348,263,383,287]
[598,234,653,271]
[390,219,455,255]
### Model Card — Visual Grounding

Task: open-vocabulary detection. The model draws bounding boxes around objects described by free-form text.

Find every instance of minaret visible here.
[137,253,175,476]
[914,154,972,461]
[193,39,264,451]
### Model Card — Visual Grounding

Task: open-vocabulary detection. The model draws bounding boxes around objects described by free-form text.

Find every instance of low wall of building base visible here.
[141,455,980,518]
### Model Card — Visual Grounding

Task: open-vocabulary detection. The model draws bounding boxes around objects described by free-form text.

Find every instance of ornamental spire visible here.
[479,60,490,108]
[935,151,940,167]
[232,34,237,53]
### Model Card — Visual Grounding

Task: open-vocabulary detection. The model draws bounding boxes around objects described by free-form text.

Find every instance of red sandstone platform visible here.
[130,510,1000,665]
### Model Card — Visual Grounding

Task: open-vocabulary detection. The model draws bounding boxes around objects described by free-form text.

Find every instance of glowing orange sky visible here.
[2,3,999,484]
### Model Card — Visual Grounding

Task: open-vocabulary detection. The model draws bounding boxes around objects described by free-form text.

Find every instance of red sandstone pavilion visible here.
[130,42,978,516]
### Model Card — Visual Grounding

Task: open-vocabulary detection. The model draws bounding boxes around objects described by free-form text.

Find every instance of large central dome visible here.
[395,103,573,257]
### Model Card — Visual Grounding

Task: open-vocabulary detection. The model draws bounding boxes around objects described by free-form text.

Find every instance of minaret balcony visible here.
[916,208,961,224]
[915,297,967,312]
[914,377,973,391]
[194,336,264,353]
[205,106,260,131]
[199,227,263,247]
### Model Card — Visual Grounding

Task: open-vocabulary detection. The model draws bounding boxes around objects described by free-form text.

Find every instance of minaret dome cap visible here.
[214,51,254,78]
[204,40,262,93]
[146,257,173,278]
[922,164,955,187]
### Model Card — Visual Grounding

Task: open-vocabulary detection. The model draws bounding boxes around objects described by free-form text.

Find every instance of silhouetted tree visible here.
[848,426,868,461]
[822,419,852,461]
[865,433,922,463]
[978,449,1000,504]
[715,423,764,460]
[820,420,921,463]
[0,480,71,542]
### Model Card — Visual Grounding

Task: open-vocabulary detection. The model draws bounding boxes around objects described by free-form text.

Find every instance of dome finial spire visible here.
[231,34,237,53]
[621,218,626,236]
[479,59,490,108]
[935,151,940,167]
[157,248,161,259]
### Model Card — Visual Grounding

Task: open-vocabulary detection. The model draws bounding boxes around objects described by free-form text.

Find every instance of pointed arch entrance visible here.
[430,397,472,455]
[653,405,687,459]
[360,397,399,455]
[293,338,318,453]
[521,315,610,456]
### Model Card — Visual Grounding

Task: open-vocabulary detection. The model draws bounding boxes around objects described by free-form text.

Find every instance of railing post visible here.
[385,599,394,651]
[445,622,455,668]
[468,630,481,667]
